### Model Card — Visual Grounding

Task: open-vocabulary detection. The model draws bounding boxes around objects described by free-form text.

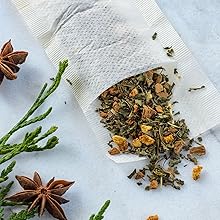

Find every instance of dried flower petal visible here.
[132,138,142,148]
[163,134,174,143]
[140,125,152,134]
[192,165,203,180]
[112,135,128,148]
[108,147,120,155]
[142,105,157,119]
[139,134,155,145]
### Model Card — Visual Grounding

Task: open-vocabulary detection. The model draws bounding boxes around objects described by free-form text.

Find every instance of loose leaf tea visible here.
[97,68,206,190]
[188,85,205,92]
[152,32,157,40]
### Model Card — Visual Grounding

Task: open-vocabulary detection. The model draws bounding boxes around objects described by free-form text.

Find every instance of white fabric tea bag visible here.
[12,0,220,163]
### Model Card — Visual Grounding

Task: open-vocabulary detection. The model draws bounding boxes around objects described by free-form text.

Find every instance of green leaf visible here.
[89,200,111,220]
[0,182,14,200]
[0,161,16,183]
[8,209,35,220]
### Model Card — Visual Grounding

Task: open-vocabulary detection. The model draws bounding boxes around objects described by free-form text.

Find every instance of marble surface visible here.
[0,0,219,219]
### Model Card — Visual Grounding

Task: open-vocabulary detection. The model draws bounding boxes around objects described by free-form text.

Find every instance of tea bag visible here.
[13,0,220,163]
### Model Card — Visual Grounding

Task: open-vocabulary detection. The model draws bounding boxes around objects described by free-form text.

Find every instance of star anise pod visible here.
[6,172,74,220]
[0,40,28,84]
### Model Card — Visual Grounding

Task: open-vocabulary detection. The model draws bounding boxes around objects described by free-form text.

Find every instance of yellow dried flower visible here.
[108,147,120,155]
[139,135,155,145]
[147,214,159,220]
[132,138,142,148]
[163,134,174,143]
[140,125,152,134]
[112,135,128,151]
[192,165,203,180]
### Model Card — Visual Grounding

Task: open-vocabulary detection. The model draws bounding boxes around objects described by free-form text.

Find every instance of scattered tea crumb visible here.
[189,145,206,156]
[147,214,159,220]
[152,32,157,40]
[197,137,203,142]
[135,171,145,180]
[64,101,67,105]
[164,46,174,57]
[192,165,203,180]
[188,85,205,92]
[174,111,180,116]
[50,77,55,81]
[66,78,73,85]
[174,68,178,74]
[127,169,137,179]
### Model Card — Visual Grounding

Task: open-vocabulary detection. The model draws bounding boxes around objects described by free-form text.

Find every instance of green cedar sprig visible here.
[8,209,35,220]
[89,200,111,220]
[0,60,68,220]
[0,60,68,164]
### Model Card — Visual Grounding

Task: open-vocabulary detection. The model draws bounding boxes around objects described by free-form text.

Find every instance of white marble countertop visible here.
[0,0,219,220]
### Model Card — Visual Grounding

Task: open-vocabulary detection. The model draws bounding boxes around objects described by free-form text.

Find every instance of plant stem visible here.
[0,60,68,146]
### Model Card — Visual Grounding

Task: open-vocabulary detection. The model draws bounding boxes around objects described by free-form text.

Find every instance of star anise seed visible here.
[0,40,28,84]
[6,172,74,220]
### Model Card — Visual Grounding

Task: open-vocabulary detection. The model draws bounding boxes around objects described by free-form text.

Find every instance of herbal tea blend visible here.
[97,68,206,190]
